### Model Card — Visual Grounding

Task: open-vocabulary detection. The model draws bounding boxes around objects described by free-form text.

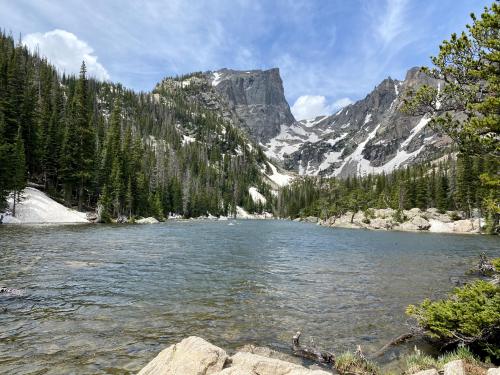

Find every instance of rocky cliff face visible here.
[156,66,451,180]
[210,68,296,143]
[263,67,452,178]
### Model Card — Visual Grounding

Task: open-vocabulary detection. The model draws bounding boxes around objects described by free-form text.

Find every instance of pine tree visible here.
[11,128,26,216]
[74,61,95,210]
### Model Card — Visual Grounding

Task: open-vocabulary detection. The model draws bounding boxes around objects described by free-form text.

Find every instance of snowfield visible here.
[248,187,267,205]
[1,188,88,224]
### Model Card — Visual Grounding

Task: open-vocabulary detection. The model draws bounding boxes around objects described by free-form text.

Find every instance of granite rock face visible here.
[212,68,296,143]
[264,67,452,177]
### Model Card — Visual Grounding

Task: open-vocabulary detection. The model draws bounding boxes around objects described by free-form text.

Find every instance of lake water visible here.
[0,220,499,374]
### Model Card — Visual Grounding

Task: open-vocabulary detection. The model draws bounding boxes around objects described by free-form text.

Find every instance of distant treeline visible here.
[276,154,499,233]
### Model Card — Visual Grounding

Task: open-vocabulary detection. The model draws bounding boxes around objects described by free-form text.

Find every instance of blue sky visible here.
[0,0,487,119]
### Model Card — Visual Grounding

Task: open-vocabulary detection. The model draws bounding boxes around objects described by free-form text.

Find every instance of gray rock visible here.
[138,338,330,375]
[411,216,431,230]
[218,351,330,375]
[264,67,451,178]
[369,217,392,230]
[136,217,160,224]
[213,68,295,143]
[304,216,318,223]
[453,219,482,233]
[137,336,228,375]
[487,367,500,375]
[443,360,465,375]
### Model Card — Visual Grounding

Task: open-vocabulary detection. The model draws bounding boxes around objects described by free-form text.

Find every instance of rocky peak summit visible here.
[210,68,296,143]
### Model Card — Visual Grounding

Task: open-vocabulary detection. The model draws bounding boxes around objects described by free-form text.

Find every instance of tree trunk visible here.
[12,191,16,217]
[291,332,335,365]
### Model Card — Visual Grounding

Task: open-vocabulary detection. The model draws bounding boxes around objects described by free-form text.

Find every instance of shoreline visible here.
[293,207,487,235]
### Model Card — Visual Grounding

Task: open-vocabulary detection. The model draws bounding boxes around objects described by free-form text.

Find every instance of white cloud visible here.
[291,95,353,121]
[376,0,409,45]
[23,29,110,80]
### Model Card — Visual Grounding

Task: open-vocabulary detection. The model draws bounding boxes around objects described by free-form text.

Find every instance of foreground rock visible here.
[138,337,330,375]
[138,337,228,375]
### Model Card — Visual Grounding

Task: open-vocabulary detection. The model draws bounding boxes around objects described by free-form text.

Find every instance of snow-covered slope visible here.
[1,188,88,224]
[262,67,451,178]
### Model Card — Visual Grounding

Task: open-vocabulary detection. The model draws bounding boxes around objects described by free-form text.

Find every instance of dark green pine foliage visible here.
[0,32,271,219]
[11,128,26,216]
[276,155,495,223]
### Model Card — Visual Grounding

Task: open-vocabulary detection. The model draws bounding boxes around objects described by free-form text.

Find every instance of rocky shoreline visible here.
[295,208,485,234]
[138,336,500,375]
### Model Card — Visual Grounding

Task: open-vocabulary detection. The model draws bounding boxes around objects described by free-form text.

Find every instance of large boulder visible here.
[138,338,331,375]
[138,336,228,375]
[136,217,160,224]
[453,219,482,233]
[373,208,395,219]
[443,360,465,375]
[411,216,431,230]
[428,219,454,233]
[404,208,423,219]
[396,221,420,231]
[368,218,392,230]
[217,352,330,375]
[487,368,500,375]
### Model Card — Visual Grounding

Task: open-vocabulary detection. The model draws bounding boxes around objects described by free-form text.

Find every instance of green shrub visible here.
[492,258,500,272]
[436,346,478,368]
[404,350,437,374]
[392,209,407,223]
[448,211,462,221]
[406,280,500,360]
[403,346,479,374]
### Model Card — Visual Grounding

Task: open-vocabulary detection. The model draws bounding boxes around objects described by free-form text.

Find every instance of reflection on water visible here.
[0,221,498,374]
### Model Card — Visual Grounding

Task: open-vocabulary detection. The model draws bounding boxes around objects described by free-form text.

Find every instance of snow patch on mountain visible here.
[1,188,88,224]
[248,187,267,205]
[212,72,223,86]
[264,162,293,187]
[400,116,430,149]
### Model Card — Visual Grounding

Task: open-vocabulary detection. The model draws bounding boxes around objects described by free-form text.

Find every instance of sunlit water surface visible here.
[1,220,499,374]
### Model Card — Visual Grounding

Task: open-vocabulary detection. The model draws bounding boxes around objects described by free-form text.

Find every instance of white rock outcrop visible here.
[487,368,500,375]
[138,336,228,375]
[136,217,160,224]
[138,337,330,375]
[443,360,465,375]
[218,351,330,375]
[315,207,485,234]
